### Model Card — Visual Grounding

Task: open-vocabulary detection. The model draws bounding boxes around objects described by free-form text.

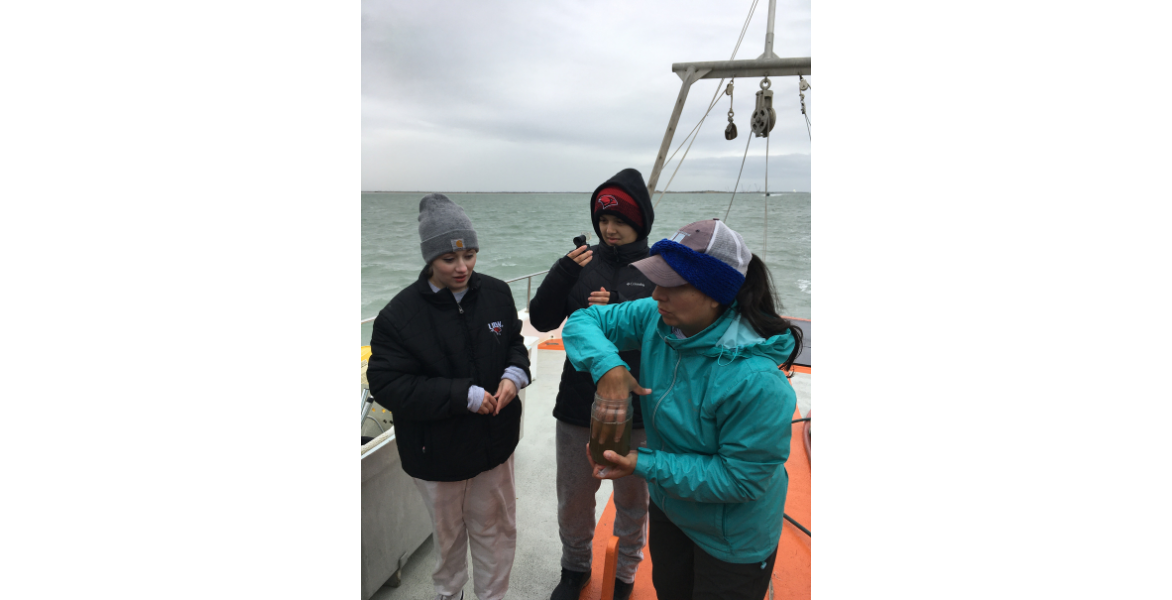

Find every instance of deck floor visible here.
[370,347,811,599]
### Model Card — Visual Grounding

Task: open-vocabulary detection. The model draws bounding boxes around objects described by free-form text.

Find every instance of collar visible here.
[660,304,795,363]
[428,280,469,302]
[596,237,649,266]
[657,303,738,354]
[415,266,479,305]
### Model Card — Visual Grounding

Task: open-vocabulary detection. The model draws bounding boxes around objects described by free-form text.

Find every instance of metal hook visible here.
[725,80,738,139]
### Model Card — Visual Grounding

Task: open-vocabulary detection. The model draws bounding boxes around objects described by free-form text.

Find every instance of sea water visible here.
[361,192,810,345]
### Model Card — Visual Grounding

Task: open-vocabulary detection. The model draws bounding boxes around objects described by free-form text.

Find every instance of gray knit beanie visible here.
[418,193,479,264]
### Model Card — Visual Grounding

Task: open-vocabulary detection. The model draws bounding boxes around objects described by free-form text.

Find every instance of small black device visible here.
[573,234,587,249]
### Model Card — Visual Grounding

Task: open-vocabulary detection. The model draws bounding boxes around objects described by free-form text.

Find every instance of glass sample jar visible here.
[589,392,633,468]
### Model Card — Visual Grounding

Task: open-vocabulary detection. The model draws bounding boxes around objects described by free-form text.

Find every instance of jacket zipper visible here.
[650,339,683,432]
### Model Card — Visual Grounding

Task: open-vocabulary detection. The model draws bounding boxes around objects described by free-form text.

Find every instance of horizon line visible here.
[360,190,810,194]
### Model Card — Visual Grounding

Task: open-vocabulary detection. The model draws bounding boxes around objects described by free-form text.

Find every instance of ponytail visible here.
[733,254,805,370]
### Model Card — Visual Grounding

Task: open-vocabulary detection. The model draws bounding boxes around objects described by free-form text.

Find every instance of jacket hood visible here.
[589,168,655,241]
[658,303,796,366]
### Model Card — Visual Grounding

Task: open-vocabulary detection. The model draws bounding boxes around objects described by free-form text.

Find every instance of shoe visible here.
[435,592,463,600]
[613,578,634,600]
[550,568,591,600]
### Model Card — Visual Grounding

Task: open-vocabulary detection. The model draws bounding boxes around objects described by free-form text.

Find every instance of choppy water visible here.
[361,192,810,345]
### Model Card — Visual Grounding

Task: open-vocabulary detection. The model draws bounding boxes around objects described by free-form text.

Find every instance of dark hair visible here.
[732,254,805,370]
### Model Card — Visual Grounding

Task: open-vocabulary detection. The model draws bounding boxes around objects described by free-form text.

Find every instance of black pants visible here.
[647,501,777,600]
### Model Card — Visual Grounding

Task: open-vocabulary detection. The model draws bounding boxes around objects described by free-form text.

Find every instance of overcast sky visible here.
[362,0,811,192]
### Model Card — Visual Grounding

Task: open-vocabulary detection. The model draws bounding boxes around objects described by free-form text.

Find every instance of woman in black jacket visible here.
[528,168,655,600]
[366,194,530,600]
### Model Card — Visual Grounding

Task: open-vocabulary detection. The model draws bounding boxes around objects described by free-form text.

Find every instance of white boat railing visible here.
[360,269,550,324]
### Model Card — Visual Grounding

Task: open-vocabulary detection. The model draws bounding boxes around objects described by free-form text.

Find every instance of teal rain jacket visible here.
[564,297,797,564]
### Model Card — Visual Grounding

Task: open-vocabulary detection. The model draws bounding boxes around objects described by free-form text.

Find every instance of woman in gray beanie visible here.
[366,194,531,600]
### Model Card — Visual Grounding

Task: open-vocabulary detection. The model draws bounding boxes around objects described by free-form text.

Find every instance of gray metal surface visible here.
[671,57,811,81]
[791,319,811,368]
[761,0,779,59]
[647,66,703,195]
[361,430,433,600]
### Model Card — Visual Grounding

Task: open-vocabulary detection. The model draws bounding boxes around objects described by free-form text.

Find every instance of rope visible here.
[764,128,769,259]
[654,0,761,207]
[654,88,730,208]
[658,86,726,175]
[723,133,753,222]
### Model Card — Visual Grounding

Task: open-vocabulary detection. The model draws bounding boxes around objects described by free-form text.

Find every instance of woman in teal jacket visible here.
[563,219,803,599]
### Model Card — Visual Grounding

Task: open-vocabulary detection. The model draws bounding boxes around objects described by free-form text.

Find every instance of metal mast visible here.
[646,0,809,196]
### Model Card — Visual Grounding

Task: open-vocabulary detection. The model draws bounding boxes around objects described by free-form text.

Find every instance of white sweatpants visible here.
[412,455,516,600]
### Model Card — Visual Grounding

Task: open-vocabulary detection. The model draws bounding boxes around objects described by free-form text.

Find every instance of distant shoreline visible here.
[361,190,809,194]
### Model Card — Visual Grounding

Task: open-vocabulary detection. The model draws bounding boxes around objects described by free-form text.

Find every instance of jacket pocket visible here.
[661,496,724,544]
[721,491,781,558]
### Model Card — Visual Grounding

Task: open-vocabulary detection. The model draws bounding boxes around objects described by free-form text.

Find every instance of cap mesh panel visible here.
[708,220,752,275]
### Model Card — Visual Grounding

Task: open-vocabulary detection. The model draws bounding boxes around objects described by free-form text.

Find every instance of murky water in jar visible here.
[589,415,632,467]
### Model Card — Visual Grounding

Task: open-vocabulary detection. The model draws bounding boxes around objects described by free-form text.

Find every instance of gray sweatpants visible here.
[556,420,649,584]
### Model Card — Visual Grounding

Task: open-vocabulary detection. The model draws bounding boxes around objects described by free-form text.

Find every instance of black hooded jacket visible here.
[528,168,656,428]
[366,268,530,482]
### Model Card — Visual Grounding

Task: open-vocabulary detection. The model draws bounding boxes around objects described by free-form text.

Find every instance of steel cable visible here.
[723,133,754,221]
[654,0,761,207]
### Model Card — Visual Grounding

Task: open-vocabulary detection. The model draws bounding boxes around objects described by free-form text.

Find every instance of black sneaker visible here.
[549,568,591,600]
[613,578,634,600]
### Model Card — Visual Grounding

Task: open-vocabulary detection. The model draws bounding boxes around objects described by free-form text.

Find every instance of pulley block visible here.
[751,90,776,137]
[751,76,777,137]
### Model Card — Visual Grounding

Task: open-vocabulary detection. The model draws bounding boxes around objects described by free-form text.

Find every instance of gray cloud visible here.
[363,0,810,192]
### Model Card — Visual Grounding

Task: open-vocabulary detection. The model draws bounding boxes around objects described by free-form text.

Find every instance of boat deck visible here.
[370,343,810,600]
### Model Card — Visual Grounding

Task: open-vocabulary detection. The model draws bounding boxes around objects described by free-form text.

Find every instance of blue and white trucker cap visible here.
[631,219,751,305]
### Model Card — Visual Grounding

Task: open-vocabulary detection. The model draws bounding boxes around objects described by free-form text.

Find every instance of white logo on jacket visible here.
[487,321,503,335]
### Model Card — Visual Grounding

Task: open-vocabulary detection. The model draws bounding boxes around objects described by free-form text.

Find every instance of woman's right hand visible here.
[568,245,593,267]
[597,366,650,401]
[592,367,651,444]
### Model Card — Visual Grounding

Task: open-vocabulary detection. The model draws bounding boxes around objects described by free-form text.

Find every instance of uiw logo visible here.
[596,194,619,210]
[487,321,503,335]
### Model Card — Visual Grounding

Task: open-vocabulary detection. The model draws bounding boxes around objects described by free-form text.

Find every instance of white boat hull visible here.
[361,430,432,599]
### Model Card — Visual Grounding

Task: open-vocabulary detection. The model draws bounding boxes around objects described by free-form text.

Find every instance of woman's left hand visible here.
[587,287,610,306]
[586,442,637,479]
[493,378,518,415]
